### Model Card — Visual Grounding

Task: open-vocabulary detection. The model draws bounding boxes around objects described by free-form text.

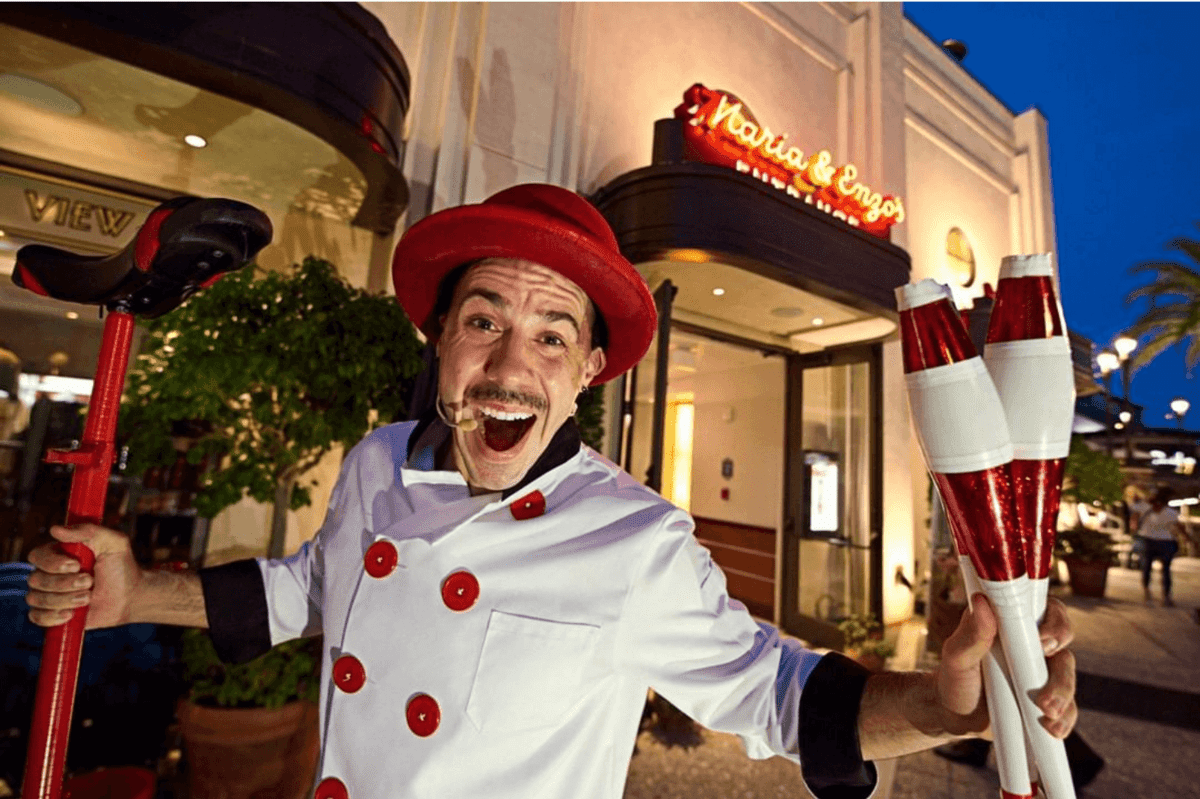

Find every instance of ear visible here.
[581,346,606,389]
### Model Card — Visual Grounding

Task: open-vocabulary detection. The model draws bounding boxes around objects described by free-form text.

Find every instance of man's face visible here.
[437,258,606,492]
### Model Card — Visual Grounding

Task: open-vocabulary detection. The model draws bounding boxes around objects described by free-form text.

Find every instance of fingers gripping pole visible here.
[23,312,135,799]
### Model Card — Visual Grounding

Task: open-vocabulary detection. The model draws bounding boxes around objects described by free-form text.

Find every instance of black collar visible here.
[406,409,582,499]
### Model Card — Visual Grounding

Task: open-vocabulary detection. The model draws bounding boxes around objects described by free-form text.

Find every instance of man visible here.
[26,184,1077,799]
[1130,487,1185,606]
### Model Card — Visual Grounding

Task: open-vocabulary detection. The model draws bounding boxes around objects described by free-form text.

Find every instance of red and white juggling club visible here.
[984,254,1075,623]
[896,279,1032,799]
[984,254,1075,798]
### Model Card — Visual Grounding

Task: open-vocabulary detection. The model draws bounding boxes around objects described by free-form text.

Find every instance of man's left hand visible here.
[937,593,1078,739]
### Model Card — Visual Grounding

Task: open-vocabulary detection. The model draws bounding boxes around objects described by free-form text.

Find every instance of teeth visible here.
[478,408,534,422]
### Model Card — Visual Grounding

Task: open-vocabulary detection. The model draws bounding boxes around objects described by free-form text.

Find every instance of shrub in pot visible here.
[1054,526,1119,598]
[177,630,322,799]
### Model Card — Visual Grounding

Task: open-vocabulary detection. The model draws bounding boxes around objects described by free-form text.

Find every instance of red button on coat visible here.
[406,693,441,737]
[315,777,348,799]
[510,490,545,520]
[364,540,398,578]
[332,655,366,693]
[441,570,480,612]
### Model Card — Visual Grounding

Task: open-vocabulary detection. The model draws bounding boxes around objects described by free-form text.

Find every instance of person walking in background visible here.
[1130,487,1184,607]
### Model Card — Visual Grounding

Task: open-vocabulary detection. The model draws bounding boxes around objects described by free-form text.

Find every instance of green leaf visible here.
[120,256,423,518]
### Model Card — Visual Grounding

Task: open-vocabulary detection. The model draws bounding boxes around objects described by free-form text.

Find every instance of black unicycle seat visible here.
[11,196,272,318]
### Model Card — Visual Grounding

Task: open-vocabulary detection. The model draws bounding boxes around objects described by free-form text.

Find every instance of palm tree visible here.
[1125,226,1200,373]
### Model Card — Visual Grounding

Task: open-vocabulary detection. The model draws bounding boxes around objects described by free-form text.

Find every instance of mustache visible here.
[465,384,547,413]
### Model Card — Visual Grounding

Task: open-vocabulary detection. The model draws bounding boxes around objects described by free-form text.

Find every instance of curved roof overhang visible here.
[0,2,409,234]
[591,161,911,320]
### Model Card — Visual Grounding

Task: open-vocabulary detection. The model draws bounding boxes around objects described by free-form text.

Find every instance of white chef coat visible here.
[248,420,868,799]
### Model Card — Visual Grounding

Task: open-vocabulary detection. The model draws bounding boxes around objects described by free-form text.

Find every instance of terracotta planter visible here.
[177,700,319,799]
[1064,558,1109,598]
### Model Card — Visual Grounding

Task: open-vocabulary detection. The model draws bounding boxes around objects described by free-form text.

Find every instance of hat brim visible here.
[392,204,656,386]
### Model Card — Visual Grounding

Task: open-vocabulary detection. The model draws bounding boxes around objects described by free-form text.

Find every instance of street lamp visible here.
[1097,349,1120,455]
[1113,335,1138,464]
[1171,397,1191,429]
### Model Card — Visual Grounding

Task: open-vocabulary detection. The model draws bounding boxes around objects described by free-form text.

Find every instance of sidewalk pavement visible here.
[624,558,1200,798]
[892,556,1200,799]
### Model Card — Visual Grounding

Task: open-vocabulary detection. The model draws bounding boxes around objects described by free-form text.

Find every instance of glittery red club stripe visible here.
[934,467,1024,582]
[986,275,1063,344]
[1010,458,1065,580]
[899,298,977,373]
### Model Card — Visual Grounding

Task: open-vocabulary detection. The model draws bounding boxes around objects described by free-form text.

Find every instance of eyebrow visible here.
[543,310,581,337]
[460,287,507,309]
[461,288,581,337]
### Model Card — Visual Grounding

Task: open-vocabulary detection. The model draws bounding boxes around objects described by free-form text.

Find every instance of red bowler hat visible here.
[391,184,656,386]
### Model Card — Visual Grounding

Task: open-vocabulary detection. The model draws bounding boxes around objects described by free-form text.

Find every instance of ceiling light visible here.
[65,311,79,320]
[0,229,6,237]
[712,287,725,296]
[184,134,208,148]
[812,317,825,326]
[0,73,83,116]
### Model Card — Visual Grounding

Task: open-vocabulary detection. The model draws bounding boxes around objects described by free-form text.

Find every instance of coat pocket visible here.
[466,610,599,733]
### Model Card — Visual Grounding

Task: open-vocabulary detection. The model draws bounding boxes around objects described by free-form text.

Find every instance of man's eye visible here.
[469,317,497,331]
[542,334,565,347]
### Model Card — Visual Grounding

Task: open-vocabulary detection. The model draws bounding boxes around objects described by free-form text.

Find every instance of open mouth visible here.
[478,408,537,452]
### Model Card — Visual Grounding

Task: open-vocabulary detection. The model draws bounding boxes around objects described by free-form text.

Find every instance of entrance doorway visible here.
[622,319,786,621]
[782,345,883,648]
[613,280,884,644]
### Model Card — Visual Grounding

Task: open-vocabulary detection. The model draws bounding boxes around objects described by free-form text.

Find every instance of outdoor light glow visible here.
[1114,422,1125,430]
[1171,397,1190,416]
[1096,350,1119,374]
[1119,411,1132,423]
[183,134,208,148]
[1113,335,1137,360]
[712,287,725,296]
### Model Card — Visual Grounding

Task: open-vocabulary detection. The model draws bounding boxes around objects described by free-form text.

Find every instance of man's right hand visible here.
[26,524,142,629]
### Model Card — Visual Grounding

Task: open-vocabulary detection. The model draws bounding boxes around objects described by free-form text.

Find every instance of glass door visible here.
[782,344,883,648]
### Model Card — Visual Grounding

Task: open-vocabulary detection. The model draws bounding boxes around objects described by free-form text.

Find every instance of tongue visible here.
[482,416,535,452]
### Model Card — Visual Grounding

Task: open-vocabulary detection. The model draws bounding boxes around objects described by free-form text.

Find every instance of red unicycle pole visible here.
[12,197,272,799]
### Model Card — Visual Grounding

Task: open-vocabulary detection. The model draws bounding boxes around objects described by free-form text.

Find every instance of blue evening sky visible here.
[904,2,1200,427]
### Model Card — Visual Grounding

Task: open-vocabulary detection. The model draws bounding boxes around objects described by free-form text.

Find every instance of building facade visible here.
[0,3,1058,644]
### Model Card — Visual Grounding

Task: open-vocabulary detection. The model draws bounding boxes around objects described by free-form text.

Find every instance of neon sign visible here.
[673,83,905,239]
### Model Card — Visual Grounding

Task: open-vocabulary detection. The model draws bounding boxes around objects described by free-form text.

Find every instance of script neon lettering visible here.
[676,83,904,237]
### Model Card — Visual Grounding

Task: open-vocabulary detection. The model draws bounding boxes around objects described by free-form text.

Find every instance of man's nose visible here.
[484,332,532,380]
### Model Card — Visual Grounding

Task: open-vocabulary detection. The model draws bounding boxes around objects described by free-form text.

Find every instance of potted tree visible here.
[176,630,322,799]
[1058,436,1125,597]
[120,256,424,558]
[1054,526,1119,598]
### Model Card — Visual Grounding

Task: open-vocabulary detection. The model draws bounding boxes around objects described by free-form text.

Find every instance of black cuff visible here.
[798,652,877,799]
[198,559,273,664]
